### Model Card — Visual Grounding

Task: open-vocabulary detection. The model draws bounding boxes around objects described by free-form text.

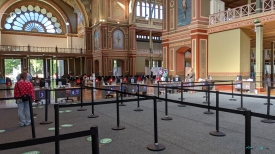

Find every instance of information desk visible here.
[101,85,121,98]
[54,87,81,103]
[147,82,182,96]
[235,81,256,93]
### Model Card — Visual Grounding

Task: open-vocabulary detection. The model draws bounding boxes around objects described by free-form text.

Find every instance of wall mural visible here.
[113,29,124,50]
[94,31,99,50]
[178,0,191,27]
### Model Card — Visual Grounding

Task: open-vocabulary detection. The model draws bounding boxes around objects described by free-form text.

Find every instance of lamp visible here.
[66,22,69,25]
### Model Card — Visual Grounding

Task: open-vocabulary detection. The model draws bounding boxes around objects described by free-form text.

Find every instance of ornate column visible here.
[254,20,263,90]
[129,25,136,76]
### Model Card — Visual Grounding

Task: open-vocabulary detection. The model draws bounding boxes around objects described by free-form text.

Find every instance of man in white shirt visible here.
[16,68,32,82]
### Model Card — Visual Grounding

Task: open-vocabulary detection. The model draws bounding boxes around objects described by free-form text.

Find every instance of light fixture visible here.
[66,22,69,25]
[117,21,120,23]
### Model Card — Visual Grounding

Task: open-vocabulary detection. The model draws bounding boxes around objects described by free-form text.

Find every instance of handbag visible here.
[16,83,30,102]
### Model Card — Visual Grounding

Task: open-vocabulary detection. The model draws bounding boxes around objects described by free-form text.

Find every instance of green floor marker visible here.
[100,138,112,144]
[48,127,61,131]
[65,110,72,113]
[71,103,78,104]
[22,151,40,154]
[87,137,92,142]
[61,124,73,127]
[59,111,64,113]
[32,107,37,109]
[33,116,37,119]
[38,106,44,108]
[0,130,5,133]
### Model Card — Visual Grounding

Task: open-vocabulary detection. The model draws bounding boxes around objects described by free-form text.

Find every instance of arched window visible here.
[4,5,63,34]
[145,3,150,17]
[160,6,163,19]
[151,4,155,18]
[155,5,159,19]
[141,2,146,17]
[136,2,141,16]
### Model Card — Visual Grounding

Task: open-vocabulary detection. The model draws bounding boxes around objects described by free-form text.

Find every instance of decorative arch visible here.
[0,0,71,33]
[112,29,124,50]
[176,46,191,76]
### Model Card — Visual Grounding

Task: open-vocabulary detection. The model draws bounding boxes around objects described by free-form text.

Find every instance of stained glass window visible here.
[4,5,63,34]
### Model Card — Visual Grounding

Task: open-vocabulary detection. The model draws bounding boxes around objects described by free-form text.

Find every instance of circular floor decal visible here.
[33,116,37,119]
[65,110,72,113]
[38,106,44,108]
[100,138,112,144]
[32,107,37,109]
[61,124,73,128]
[48,127,61,131]
[0,130,5,133]
[87,137,92,142]
[22,151,40,154]
[59,111,64,113]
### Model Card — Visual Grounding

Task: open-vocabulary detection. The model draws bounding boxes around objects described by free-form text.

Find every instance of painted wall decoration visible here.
[94,31,99,50]
[113,0,125,20]
[113,29,124,50]
[178,0,191,27]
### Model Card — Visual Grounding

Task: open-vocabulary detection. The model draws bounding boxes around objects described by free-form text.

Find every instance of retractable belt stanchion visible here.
[237,82,246,111]
[88,86,99,118]
[264,83,273,105]
[77,85,87,111]
[54,104,60,154]
[161,86,172,120]
[147,97,166,151]
[203,81,209,104]
[112,91,125,130]
[28,96,36,138]
[134,84,143,111]
[244,110,251,154]
[178,82,186,107]
[261,86,275,123]
[229,80,236,101]
[204,84,214,114]
[210,91,225,136]
[119,83,126,106]
[40,89,53,124]
[90,125,100,154]
[157,81,162,102]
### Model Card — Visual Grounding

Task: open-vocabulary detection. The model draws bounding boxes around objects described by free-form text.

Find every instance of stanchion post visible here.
[204,84,214,114]
[88,86,99,118]
[28,96,36,138]
[161,86,172,120]
[237,83,246,111]
[54,104,60,154]
[90,125,99,154]
[229,80,237,101]
[264,84,273,105]
[178,82,186,107]
[261,86,275,123]
[147,96,166,151]
[119,83,126,106]
[134,84,143,111]
[40,89,53,124]
[77,85,87,111]
[203,81,209,104]
[244,110,251,154]
[112,91,125,130]
[157,81,162,102]
[209,91,225,136]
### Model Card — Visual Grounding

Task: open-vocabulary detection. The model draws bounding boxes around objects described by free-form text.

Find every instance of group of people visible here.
[14,68,36,127]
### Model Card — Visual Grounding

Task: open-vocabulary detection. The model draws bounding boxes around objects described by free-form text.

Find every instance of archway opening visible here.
[176,46,191,79]
[113,60,124,76]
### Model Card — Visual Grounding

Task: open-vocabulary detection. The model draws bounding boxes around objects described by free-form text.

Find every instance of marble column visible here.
[255,23,263,89]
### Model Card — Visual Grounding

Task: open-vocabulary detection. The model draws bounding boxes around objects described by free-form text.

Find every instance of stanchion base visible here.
[204,111,214,114]
[178,104,186,107]
[112,126,125,130]
[261,119,275,123]
[237,107,247,111]
[203,102,209,104]
[77,108,87,111]
[119,103,126,106]
[229,98,237,101]
[40,121,53,125]
[134,108,143,111]
[178,98,185,100]
[161,116,173,120]
[87,114,99,118]
[157,100,162,102]
[209,131,226,136]
[263,103,273,105]
[147,143,166,151]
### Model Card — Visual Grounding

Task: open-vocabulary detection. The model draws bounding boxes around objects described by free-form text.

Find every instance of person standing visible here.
[16,68,32,82]
[188,68,195,93]
[14,72,36,127]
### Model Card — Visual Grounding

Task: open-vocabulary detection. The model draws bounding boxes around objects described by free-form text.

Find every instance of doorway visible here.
[4,59,21,82]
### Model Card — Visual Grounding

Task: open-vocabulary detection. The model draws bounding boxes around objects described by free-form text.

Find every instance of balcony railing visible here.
[0,45,84,54]
[136,49,162,55]
[209,0,275,25]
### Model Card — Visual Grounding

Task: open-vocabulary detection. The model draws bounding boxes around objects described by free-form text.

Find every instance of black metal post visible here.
[134,84,143,111]
[157,81,162,102]
[77,85,87,111]
[204,84,214,114]
[88,87,99,118]
[229,80,236,101]
[161,86,172,120]
[210,91,225,136]
[147,97,166,151]
[244,110,251,154]
[40,89,53,124]
[261,86,275,123]
[54,104,60,154]
[28,96,36,138]
[237,82,247,111]
[178,82,186,107]
[119,83,126,106]
[112,91,125,130]
[90,125,99,154]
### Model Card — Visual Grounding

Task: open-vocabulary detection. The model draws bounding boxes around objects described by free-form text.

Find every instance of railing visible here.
[0,45,84,54]
[136,49,162,54]
[209,0,275,25]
